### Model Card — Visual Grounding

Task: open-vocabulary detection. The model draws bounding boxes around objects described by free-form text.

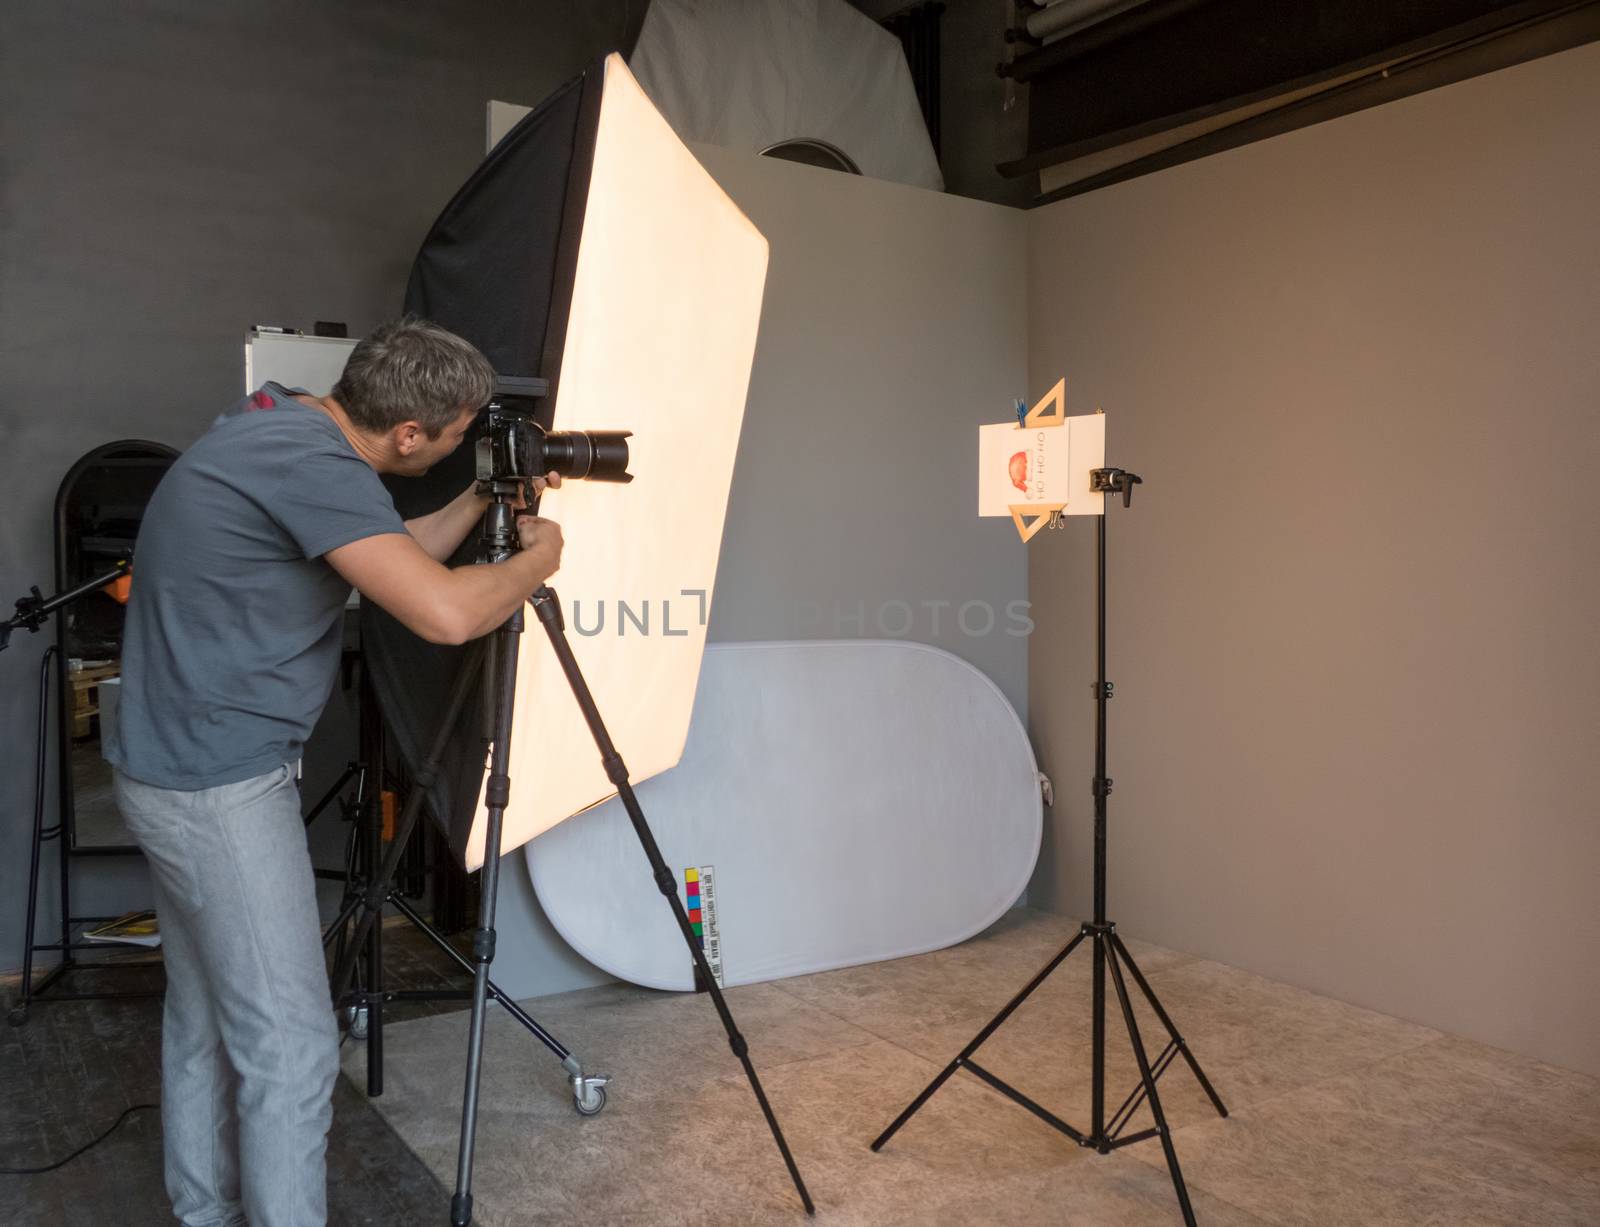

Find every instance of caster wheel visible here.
[573,1081,608,1116]
[7,1001,28,1028]
[343,1004,369,1041]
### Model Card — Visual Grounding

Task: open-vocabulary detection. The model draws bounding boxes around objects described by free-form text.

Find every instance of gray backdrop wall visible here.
[1024,42,1600,1077]
[0,1,639,974]
[487,146,1031,999]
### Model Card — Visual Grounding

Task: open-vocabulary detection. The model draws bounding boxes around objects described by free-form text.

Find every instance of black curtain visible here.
[883,2,945,160]
[361,60,601,867]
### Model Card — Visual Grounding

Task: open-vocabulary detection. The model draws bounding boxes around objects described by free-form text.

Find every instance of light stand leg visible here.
[387,894,577,1065]
[871,927,1089,1151]
[9,648,57,1027]
[530,586,816,1216]
[1111,933,1227,1119]
[1106,937,1196,1226]
[363,688,386,1097]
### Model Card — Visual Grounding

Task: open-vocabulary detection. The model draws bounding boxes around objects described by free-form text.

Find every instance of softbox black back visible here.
[361,62,602,864]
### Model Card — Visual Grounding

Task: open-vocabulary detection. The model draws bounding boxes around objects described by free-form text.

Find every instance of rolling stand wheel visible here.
[8,1000,28,1028]
[343,1003,369,1041]
[571,1072,610,1116]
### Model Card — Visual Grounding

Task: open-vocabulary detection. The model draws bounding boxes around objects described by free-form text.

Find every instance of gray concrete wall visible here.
[696,148,1029,706]
[0,1,635,975]
[1024,42,1600,1076]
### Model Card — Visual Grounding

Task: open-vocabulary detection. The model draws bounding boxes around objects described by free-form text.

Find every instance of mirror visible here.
[56,440,178,851]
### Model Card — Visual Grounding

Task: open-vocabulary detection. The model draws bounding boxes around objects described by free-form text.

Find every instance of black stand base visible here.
[871,921,1226,1224]
[9,642,160,1029]
[312,672,606,1116]
[323,874,605,1112]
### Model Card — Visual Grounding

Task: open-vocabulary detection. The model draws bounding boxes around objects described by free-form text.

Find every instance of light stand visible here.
[870,468,1227,1225]
[328,489,814,1225]
[6,561,161,1027]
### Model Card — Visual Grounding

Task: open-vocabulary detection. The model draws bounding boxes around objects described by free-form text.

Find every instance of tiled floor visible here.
[1,936,451,1225]
[340,909,1600,1226]
[4,909,1597,1225]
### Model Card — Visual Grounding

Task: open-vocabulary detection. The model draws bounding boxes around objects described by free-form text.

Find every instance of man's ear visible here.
[394,422,425,456]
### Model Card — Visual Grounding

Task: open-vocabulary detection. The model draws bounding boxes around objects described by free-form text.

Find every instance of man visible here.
[105,318,562,1227]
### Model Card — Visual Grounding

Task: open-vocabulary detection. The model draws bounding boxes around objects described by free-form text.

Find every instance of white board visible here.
[525,640,1043,991]
[242,331,357,395]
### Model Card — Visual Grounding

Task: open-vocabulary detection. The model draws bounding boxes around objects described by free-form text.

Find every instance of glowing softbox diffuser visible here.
[362,53,768,869]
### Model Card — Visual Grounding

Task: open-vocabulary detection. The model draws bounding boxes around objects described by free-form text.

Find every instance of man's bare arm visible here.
[405,473,563,562]
[404,484,486,562]
[327,518,563,644]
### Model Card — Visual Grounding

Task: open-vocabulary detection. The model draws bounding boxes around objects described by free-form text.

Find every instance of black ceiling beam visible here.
[1005,0,1586,176]
[1029,0,1600,201]
[1006,0,1218,82]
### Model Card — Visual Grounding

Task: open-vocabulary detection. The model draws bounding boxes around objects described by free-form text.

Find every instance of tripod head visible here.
[474,483,527,566]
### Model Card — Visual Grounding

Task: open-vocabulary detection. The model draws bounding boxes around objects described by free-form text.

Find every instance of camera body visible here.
[477,394,632,490]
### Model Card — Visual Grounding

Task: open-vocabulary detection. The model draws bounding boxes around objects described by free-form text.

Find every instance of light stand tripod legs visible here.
[871,928,1088,1151]
[870,920,1226,1224]
[530,587,816,1216]
[328,639,486,1004]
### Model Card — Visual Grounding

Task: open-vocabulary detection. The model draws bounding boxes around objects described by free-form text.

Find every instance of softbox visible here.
[362,53,768,870]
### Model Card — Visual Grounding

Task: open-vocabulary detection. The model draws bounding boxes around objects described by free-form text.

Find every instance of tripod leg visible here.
[1111,933,1227,1119]
[872,926,1089,1151]
[531,588,815,1216]
[451,629,519,1227]
[1106,939,1197,1227]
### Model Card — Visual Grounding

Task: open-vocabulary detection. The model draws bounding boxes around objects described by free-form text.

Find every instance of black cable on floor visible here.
[0,1103,159,1175]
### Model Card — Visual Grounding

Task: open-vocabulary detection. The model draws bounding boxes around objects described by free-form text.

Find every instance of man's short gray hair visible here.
[334,317,496,437]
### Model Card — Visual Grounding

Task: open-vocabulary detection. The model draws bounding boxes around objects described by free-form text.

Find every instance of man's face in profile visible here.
[402,405,478,476]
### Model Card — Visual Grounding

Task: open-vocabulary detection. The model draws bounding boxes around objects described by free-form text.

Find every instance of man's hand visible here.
[513,471,563,508]
[516,515,564,582]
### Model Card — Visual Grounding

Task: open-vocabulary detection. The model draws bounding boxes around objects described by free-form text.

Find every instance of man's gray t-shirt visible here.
[105,383,406,789]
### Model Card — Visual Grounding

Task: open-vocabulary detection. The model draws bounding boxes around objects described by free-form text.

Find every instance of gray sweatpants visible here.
[115,764,339,1227]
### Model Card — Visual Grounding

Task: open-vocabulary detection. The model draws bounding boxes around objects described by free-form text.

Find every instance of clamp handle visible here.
[1090,467,1143,509]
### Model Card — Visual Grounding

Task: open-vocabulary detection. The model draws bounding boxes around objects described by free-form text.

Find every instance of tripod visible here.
[329,493,814,1226]
[871,468,1227,1226]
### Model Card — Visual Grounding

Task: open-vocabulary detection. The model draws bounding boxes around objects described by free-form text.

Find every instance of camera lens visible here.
[540,430,633,483]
